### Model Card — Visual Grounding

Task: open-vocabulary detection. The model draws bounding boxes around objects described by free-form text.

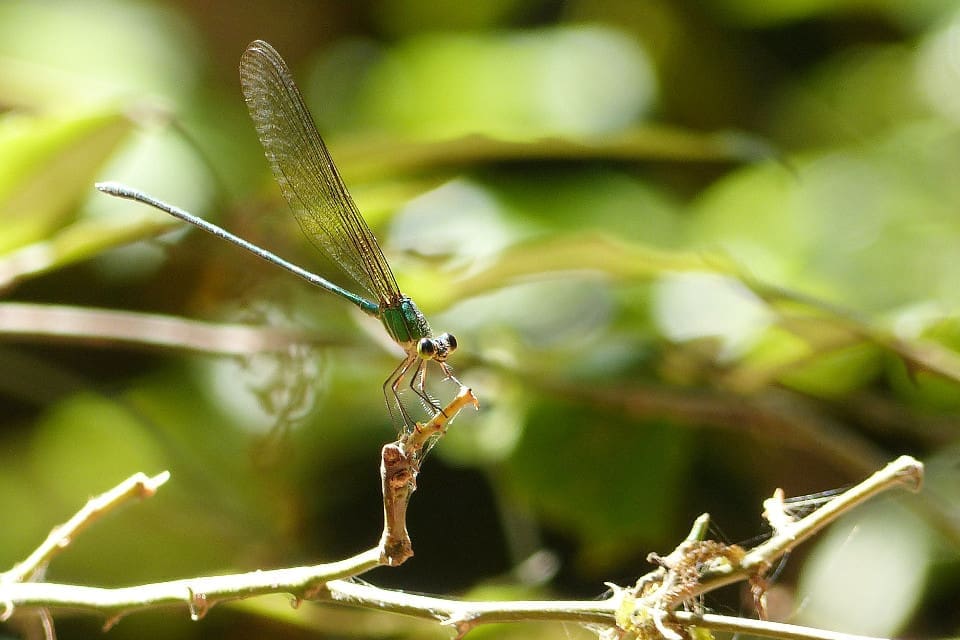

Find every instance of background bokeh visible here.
[1,1,960,639]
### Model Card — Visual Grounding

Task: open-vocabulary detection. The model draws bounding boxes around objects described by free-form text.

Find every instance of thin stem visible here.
[674,611,890,640]
[2,472,170,585]
[741,454,922,570]
[1,549,381,620]
[0,302,315,355]
[379,386,480,565]
[322,578,614,627]
[691,455,923,596]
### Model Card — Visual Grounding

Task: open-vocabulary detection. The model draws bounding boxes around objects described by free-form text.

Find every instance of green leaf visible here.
[0,108,132,253]
[796,499,932,636]
[777,342,883,397]
[335,127,774,183]
[353,27,657,140]
[0,210,176,289]
[503,398,690,569]
[444,233,735,308]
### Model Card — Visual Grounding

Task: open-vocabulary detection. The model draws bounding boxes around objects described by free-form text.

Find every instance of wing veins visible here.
[239,40,401,305]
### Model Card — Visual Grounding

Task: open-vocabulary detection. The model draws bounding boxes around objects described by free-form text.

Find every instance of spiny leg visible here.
[407,358,445,418]
[437,362,464,409]
[415,361,465,461]
[439,362,462,388]
[383,354,417,432]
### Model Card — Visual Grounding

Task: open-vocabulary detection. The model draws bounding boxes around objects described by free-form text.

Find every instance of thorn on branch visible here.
[187,587,210,621]
[102,612,124,632]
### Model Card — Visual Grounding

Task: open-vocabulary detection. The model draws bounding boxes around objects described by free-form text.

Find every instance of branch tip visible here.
[892,455,923,492]
[137,470,171,498]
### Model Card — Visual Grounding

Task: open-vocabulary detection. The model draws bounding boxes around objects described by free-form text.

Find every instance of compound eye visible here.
[417,337,436,358]
[441,333,457,352]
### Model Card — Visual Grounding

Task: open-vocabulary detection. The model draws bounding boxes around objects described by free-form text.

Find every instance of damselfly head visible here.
[417,333,457,362]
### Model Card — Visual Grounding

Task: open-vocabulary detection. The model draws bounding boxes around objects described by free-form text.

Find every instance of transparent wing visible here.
[239,39,401,305]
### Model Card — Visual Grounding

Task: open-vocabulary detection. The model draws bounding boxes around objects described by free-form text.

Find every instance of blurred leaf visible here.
[703,0,950,26]
[503,398,690,570]
[0,0,199,108]
[796,499,932,636]
[652,273,774,362]
[692,126,960,314]
[29,393,169,503]
[689,161,816,289]
[336,127,774,182]
[0,108,132,253]
[440,371,525,466]
[0,458,52,568]
[446,233,735,308]
[776,342,883,397]
[353,27,656,140]
[706,0,848,25]
[488,168,685,243]
[887,356,960,412]
[0,213,176,289]
[770,45,929,148]
[917,11,960,124]
[373,0,527,34]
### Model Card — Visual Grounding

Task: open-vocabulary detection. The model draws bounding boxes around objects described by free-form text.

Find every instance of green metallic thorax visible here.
[378,297,432,347]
